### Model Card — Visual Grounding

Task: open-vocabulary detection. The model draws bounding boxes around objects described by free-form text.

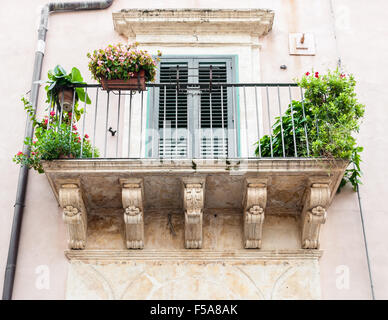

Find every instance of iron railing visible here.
[42,82,313,160]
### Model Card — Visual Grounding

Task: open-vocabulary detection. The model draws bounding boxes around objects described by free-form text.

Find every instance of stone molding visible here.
[65,249,322,262]
[301,178,331,249]
[182,178,205,249]
[58,182,87,249]
[243,178,267,249]
[120,178,144,249]
[113,9,274,39]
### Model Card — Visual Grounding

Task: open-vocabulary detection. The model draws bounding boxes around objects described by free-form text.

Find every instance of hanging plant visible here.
[39,65,91,117]
[256,69,365,191]
[87,42,161,91]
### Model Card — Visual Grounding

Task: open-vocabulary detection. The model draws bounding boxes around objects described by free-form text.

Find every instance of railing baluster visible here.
[80,87,87,158]
[58,90,64,132]
[163,86,166,159]
[243,86,249,157]
[127,91,133,158]
[232,85,237,157]
[299,87,310,157]
[221,86,225,157]
[175,86,178,158]
[209,90,214,158]
[104,91,110,158]
[69,90,76,157]
[288,85,297,157]
[92,88,99,158]
[47,92,53,129]
[116,91,121,158]
[277,86,286,158]
[265,87,273,158]
[140,90,144,158]
[254,86,261,157]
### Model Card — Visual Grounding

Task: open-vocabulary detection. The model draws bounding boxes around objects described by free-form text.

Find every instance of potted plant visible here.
[13,97,98,173]
[87,42,161,91]
[42,65,91,113]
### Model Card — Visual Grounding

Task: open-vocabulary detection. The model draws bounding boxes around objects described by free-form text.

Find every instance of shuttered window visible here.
[149,56,236,159]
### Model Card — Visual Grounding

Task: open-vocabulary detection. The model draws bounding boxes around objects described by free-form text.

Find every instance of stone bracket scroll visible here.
[182,178,205,249]
[301,178,331,249]
[243,178,267,249]
[58,182,87,249]
[120,179,144,249]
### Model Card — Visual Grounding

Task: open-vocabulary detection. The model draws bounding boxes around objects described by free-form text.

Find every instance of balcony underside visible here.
[43,158,347,216]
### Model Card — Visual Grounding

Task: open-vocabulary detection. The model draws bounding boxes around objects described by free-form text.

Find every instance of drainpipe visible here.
[2,0,114,301]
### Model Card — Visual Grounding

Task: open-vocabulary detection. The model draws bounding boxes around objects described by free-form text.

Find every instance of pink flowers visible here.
[17,151,23,156]
[84,134,89,139]
[50,111,55,117]
[315,72,319,78]
[72,125,77,131]
[305,72,310,76]
[340,73,346,79]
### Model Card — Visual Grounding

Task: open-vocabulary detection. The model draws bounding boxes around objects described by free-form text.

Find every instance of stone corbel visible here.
[182,178,205,249]
[120,179,144,249]
[58,182,87,249]
[301,178,331,249]
[243,178,267,249]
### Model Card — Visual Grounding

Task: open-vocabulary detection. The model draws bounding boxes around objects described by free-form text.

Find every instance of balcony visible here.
[41,81,347,252]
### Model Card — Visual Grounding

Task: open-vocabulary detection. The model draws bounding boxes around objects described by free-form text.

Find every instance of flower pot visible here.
[100,70,146,91]
[59,88,75,112]
[58,153,75,159]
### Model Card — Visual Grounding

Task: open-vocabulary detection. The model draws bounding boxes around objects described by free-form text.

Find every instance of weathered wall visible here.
[0,0,386,299]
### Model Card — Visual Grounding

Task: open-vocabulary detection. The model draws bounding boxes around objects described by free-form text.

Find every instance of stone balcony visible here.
[43,158,347,253]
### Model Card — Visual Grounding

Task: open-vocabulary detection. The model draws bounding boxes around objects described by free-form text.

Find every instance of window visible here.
[147,56,237,159]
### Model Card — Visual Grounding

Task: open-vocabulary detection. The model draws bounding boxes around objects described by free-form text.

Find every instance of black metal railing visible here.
[42,82,313,160]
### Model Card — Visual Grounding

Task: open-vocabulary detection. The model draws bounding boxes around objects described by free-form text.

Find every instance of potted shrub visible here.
[13,97,99,173]
[256,69,365,191]
[42,65,91,113]
[87,42,161,91]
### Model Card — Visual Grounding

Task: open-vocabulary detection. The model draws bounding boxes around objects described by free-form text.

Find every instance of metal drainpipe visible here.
[2,0,114,301]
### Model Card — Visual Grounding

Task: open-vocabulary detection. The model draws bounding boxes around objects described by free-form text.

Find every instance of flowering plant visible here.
[87,42,161,82]
[256,69,365,191]
[13,97,98,173]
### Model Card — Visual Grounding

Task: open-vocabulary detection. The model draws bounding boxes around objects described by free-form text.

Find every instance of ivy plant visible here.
[13,97,98,173]
[256,69,365,191]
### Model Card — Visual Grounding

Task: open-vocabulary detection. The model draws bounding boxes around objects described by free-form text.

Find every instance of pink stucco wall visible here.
[0,0,386,299]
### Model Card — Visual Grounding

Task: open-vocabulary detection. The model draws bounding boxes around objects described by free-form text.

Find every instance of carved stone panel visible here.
[58,183,87,249]
[243,178,267,249]
[183,178,205,249]
[121,179,144,249]
[301,179,331,249]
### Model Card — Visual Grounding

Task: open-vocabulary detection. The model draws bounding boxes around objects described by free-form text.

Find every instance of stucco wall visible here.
[0,0,386,299]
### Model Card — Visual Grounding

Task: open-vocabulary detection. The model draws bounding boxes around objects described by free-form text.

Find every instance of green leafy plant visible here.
[87,42,161,82]
[40,65,91,121]
[13,97,99,173]
[256,69,365,191]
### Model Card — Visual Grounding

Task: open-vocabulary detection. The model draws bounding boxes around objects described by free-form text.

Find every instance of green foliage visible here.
[40,65,91,118]
[87,42,161,83]
[256,69,365,191]
[13,98,99,173]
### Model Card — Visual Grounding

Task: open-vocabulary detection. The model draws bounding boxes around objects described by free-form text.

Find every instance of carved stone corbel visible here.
[243,178,267,249]
[182,178,205,249]
[120,179,144,249]
[58,183,87,249]
[301,178,331,249]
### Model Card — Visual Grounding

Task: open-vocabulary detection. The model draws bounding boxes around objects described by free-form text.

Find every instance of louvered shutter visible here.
[158,62,189,158]
[152,57,235,159]
[198,62,228,158]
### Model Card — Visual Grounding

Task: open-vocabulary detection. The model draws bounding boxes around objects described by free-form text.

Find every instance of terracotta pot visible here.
[58,153,75,159]
[59,88,75,112]
[100,70,146,91]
